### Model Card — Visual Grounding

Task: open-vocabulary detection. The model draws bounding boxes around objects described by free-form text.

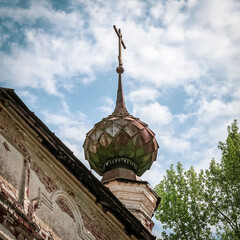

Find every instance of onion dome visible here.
[83,73,159,176]
[83,25,159,177]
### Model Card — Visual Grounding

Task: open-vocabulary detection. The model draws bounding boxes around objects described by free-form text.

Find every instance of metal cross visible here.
[113,25,126,66]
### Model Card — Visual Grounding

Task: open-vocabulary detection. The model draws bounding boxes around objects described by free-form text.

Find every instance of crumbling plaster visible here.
[0,104,137,240]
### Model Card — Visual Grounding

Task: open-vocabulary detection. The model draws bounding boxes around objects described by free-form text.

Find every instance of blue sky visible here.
[0,0,240,236]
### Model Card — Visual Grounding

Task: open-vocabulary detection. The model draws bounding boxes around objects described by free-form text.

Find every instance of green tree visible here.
[205,120,240,239]
[155,162,214,239]
[155,120,240,240]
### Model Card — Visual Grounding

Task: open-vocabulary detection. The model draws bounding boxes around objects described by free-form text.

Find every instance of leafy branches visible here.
[155,163,213,240]
[155,120,240,240]
[205,120,240,238]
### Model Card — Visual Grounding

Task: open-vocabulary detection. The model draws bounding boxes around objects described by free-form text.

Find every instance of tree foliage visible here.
[155,163,214,239]
[155,120,240,240]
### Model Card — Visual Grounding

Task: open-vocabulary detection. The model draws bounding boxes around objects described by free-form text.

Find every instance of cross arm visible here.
[113,25,126,49]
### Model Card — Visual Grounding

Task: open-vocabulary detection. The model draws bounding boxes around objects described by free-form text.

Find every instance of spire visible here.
[83,26,159,177]
[112,25,129,116]
[113,73,129,115]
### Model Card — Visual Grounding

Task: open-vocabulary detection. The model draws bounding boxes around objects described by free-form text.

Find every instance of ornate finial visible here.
[112,25,128,115]
[113,25,126,74]
[83,26,159,178]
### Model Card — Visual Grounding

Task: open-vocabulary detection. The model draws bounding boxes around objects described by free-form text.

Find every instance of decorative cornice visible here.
[103,157,138,172]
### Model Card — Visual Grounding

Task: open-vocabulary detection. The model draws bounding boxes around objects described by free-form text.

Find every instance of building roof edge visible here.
[0,87,156,240]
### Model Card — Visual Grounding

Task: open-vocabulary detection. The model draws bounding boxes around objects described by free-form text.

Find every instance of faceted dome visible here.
[83,112,158,176]
[83,74,159,176]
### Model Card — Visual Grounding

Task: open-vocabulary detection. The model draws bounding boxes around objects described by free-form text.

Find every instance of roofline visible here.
[0,87,156,240]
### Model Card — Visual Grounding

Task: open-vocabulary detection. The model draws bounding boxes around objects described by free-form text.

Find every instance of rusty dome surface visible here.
[83,112,158,176]
[83,75,159,177]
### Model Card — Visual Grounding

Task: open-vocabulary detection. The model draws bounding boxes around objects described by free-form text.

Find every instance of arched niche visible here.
[38,189,95,240]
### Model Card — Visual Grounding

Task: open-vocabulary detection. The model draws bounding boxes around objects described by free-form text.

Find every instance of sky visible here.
[0,0,240,237]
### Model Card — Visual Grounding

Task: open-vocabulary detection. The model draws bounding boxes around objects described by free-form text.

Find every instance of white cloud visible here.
[160,134,190,153]
[1,0,239,94]
[133,102,172,126]
[165,24,185,43]
[0,26,111,93]
[128,88,159,103]
[98,96,115,115]
[150,0,189,25]
[125,40,203,87]
[0,0,240,194]
[0,0,83,31]
[175,113,188,123]
[142,161,164,186]
[197,98,240,124]
[0,1,117,94]
[43,101,90,162]
[17,90,37,107]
